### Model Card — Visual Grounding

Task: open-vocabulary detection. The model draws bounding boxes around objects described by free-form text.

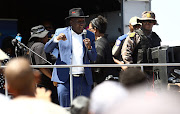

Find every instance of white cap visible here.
[129,16,142,26]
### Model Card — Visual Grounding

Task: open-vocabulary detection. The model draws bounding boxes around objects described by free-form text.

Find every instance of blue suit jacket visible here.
[44,27,97,85]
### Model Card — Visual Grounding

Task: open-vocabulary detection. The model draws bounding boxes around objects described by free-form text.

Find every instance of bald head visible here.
[4,57,35,95]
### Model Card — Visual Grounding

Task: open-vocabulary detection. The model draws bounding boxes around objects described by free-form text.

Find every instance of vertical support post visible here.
[141,65,144,72]
[121,0,124,35]
[5,77,8,97]
[69,66,73,105]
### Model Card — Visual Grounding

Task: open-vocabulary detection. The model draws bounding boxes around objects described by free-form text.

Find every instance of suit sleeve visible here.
[44,29,59,53]
[87,33,97,62]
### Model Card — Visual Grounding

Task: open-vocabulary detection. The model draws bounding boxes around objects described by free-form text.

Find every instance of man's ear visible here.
[70,18,73,26]
[33,70,41,84]
[94,27,98,34]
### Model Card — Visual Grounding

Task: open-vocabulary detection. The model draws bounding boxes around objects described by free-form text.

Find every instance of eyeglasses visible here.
[88,28,94,31]
[142,21,155,24]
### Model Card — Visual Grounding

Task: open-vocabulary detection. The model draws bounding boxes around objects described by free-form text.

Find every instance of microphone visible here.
[12,39,23,49]
[11,33,53,65]
[15,33,22,42]
[12,34,23,49]
[82,29,88,63]
[82,29,87,37]
[82,29,88,45]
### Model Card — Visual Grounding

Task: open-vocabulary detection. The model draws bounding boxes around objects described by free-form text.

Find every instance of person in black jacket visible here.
[27,25,58,104]
[88,15,118,84]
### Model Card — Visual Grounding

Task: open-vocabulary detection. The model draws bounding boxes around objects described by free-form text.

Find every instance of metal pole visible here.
[69,66,73,105]
[5,77,8,97]
[19,42,52,65]
[27,63,180,68]
[141,65,144,72]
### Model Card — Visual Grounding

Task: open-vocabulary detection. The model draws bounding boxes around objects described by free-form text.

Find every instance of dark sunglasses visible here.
[142,20,156,24]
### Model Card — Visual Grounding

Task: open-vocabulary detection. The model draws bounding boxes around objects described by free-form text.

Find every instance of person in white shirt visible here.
[44,8,97,107]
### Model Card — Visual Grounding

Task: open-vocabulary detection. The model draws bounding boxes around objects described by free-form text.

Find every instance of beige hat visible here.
[129,16,142,26]
[139,11,158,25]
[0,49,9,60]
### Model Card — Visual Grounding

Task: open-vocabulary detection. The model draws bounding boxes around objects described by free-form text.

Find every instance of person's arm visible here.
[44,29,67,53]
[84,33,97,62]
[113,57,127,70]
[35,87,52,102]
[39,68,52,79]
[121,33,140,64]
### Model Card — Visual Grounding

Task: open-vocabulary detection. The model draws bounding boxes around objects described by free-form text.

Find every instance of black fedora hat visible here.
[65,8,89,20]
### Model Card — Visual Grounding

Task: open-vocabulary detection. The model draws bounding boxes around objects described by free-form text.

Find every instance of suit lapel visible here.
[82,34,86,55]
[58,27,72,65]
[67,27,72,53]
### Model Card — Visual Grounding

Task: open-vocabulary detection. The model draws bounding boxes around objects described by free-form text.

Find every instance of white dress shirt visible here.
[53,29,85,74]
[71,29,84,74]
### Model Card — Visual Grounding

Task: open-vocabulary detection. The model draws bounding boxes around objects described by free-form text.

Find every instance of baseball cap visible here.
[29,25,49,41]
[129,16,142,26]
[139,11,158,25]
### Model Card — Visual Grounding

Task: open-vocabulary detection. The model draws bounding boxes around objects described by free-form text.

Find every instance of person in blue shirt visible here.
[112,16,142,70]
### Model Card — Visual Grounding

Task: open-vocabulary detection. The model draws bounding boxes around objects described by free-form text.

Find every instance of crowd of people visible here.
[0,7,180,114]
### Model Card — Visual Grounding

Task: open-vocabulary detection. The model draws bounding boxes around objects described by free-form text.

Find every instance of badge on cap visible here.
[147,13,151,18]
[129,32,135,37]
[116,40,121,46]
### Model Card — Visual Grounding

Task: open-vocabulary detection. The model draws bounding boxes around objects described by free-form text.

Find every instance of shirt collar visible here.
[71,27,83,36]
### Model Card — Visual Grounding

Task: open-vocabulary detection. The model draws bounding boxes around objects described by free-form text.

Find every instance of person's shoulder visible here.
[55,27,70,33]
[87,30,94,35]
[100,37,109,44]
[11,98,68,114]
[152,31,160,38]
[152,31,161,41]
[34,42,44,47]
[96,37,110,50]
[118,34,128,41]
[0,93,10,102]
[128,32,136,38]
[37,100,68,113]
[31,42,44,48]
[87,30,95,38]
[31,42,45,51]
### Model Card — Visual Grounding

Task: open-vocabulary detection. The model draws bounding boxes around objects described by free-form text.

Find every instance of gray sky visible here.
[152,0,180,46]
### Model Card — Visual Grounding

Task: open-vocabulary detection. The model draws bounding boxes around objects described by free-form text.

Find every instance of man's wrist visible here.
[53,36,59,43]
[88,46,92,50]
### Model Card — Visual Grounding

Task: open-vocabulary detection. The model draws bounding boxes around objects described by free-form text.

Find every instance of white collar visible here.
[71,27,83,36]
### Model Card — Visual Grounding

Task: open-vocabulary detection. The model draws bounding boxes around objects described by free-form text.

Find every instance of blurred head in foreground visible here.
[89,81,128,114]
[4,57,39,97]
[120,68,148,91]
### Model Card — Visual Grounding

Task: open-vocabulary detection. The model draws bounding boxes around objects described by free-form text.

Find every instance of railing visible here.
[1,63,180,104]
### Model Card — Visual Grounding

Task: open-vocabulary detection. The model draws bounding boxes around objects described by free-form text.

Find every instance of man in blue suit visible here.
[44,8,97,107]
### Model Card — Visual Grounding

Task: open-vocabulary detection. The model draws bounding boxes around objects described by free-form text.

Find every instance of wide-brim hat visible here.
[139,11,158,25]
[29,25,49,41]
[65,8,89,20]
